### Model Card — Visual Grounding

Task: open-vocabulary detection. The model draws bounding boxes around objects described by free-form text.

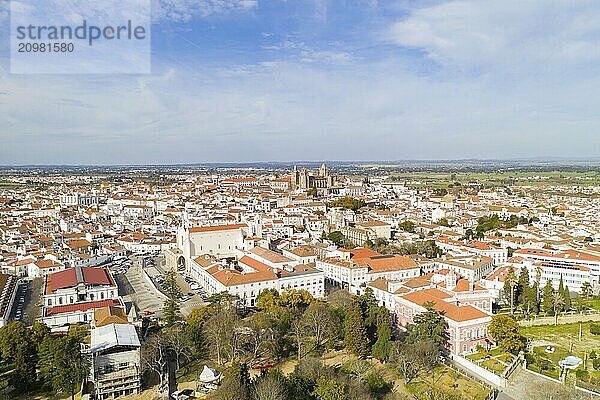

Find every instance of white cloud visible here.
[153,0,257,22]
[386,0,600,74]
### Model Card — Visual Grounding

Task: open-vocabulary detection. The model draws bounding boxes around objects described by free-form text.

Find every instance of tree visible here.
[204,303,240,364]
[39,335,90,400]
[210,363,251,400]
[163,324,194,370]
[163,269,182,325]
[553,291,565,326]
[391,340,439,383]
[436,217,451,227]
[503,267,518,313]
[488,315,523,354]
[563,285,571,311]
[256,288,281,312]
[398,220,415,233]
[406,304,448,352]
[326,231,348,247]
[186,306,211,356]
[344,300,369,357]
[253,370,288,400]
[307,188,318,197]
[301,302,340,355]
[542,280,555,315]
[328,197,366,211]
[312,376,346,400]
[141,333,170,393]
[581,281,592,299]
[557,276,565,313]
[0,321,38,391]
[280,289,313,310]
[371,308,393,362]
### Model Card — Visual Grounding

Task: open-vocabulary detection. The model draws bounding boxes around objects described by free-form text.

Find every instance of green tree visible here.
[436,217,451,227]
[312,376,346,400]
[557,275,565,313]
[186,306,211,358]
[371,308,393,361]
[503,267,518,313]
[581,281,592,299]
[488,315,523,354]
[327,197,366,211]
[344,300,369,357]
[210,363,251,400]
[307,188,318,197]
[406,304,448,352]
[326,231,348,247]
[542,280,555,315]
[0,321,38,391]
[398,220,415,233]
[256,288,281,312]
[163,269,182,325]
[280,289,314,310]
[39,335,90,400]
[563,285,571,311]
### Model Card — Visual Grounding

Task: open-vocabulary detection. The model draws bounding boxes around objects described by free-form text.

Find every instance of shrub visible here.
[537,358,554,372]
[593,358,600,370]
[591,350,598,359]
[576,369,590,382]
[525,353,535,366]
[590,323,600,335]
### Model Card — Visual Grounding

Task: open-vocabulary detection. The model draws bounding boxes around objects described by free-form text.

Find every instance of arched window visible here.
[70,297,74,303]
[90,293,95,300]
[59,297,63,305]
[101,292,105,300]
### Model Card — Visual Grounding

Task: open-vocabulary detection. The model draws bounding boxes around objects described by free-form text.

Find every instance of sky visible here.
[1,0,600,165]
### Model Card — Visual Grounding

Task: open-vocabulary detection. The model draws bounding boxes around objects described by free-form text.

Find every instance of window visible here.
[59,297,63,305]
[48,299,52,306]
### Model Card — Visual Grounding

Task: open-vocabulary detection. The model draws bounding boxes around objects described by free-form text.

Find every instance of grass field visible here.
[388,170,600,190]
[521,322,600,354]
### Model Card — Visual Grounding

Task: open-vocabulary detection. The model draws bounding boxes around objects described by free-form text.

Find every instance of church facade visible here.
[290,164,335,191]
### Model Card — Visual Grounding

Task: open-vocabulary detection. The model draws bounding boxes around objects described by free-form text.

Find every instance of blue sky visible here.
[1,0,600,164]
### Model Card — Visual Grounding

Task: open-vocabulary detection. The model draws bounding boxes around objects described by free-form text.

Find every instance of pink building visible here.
[395,288,492,355]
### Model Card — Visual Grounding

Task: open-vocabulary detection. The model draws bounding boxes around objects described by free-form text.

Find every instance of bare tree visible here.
[141,334,169,398]
[163,324,194,371]
[390,340,439,383]
[253,374,288,400]
[301,302,340,354]
[204,304,240,364]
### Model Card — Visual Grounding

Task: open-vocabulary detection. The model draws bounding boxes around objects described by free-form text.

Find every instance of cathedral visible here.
[290,164,335,190]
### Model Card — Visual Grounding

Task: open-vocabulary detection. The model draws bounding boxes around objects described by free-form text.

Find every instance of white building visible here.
[89,322,141,399]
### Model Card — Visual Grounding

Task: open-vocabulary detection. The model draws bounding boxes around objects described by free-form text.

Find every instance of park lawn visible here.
[405,365,491,400]
[588,299,600,311]
[479,358,507,374]
[521,322,600,354]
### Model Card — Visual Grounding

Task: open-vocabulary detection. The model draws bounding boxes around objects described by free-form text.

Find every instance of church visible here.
[290,164,336,191]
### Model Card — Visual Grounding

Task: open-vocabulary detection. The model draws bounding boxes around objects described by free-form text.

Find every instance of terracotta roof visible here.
[355,255,419,273]
[94,306,128,327]
[45,267,115,294]
[189,223,247,233]
[401,288,489,323]
[46,299,120,316]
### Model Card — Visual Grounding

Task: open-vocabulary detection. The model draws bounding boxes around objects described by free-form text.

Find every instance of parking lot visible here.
[121,255,166,317]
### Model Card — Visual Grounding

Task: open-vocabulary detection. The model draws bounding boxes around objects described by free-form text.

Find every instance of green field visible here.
[387,170,600,190]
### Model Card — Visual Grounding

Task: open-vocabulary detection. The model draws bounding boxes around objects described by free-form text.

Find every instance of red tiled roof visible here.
[189,223,247,233]
[45,267,115,293]
[46,299,120,316]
